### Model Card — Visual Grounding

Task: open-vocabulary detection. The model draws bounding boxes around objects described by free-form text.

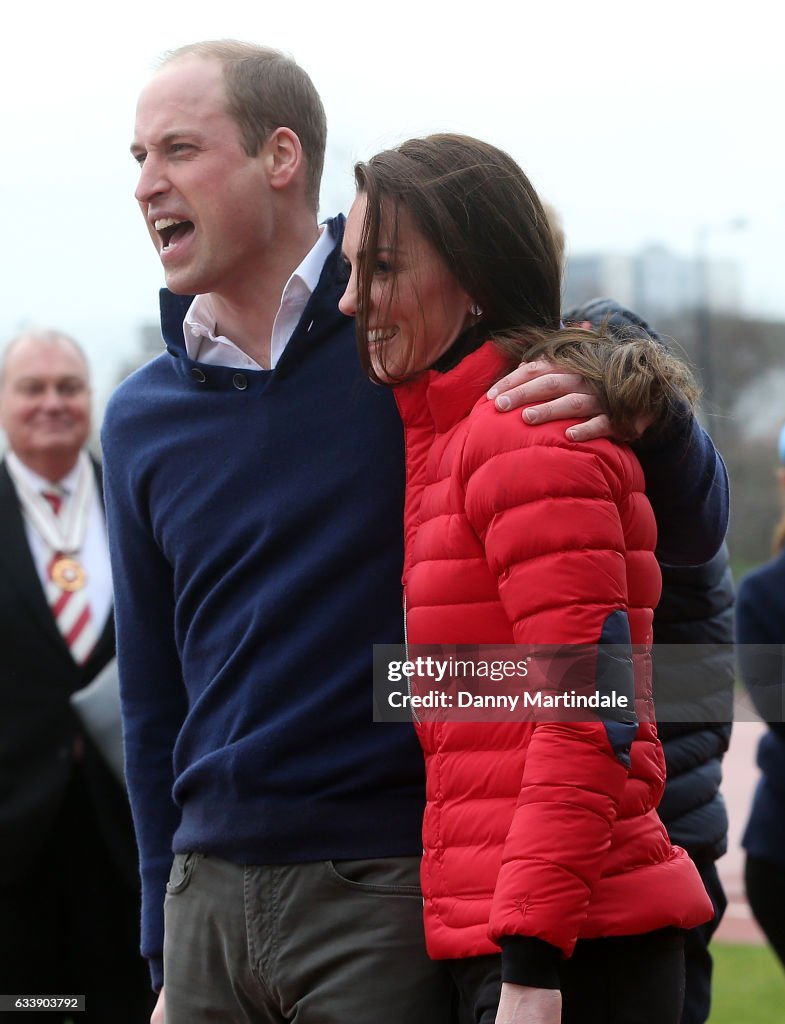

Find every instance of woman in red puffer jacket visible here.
[339,134,713,1024]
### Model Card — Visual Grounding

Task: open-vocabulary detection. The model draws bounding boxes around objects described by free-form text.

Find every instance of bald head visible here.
[0,329,92,481]
[0,329,89,388]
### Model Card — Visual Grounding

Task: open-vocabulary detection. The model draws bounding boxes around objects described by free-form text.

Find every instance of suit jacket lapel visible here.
[90,457,115,661]
[0,462,67,649]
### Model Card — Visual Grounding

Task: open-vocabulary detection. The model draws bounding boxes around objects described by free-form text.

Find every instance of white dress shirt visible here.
[183,225,335,370]
[6,452,113,636]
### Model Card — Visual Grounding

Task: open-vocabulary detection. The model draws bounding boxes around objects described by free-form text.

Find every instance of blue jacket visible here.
[566,299,734,861]
[652,547,735,859]
[737,550,785,870]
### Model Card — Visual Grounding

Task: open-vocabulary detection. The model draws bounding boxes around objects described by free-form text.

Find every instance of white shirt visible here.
[183,225,334,370]
[6,452,113,635]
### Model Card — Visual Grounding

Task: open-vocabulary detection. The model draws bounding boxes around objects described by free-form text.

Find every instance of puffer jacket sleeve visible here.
[460,408,659,978]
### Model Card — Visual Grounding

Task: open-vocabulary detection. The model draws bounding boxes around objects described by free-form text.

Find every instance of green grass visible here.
[709,942,784,1023]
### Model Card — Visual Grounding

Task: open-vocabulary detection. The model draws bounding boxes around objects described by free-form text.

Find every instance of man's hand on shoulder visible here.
[487,359,653,442]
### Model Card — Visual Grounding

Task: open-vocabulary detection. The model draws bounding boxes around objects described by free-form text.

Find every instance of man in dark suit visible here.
[0,330,154,1021]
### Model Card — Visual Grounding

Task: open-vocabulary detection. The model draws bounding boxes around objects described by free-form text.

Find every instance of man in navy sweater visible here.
[103,40,728,1024]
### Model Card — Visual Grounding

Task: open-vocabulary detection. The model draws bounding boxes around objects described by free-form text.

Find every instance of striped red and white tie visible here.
[42,489,97,664]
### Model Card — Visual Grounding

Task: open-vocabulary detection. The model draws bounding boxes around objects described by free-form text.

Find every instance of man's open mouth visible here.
[154,217,195,252]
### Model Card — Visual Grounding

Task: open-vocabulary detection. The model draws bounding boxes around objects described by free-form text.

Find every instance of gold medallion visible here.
[50,556,87,592]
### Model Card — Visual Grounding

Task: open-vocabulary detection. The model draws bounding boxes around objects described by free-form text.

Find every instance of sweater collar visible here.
[158,215,347,360]
[394,341,511,435]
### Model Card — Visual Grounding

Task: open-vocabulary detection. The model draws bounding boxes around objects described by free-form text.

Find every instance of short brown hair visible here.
[163,40,327,210]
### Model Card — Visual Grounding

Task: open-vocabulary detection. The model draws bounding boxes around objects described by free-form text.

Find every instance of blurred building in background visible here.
[115,323,164,383]
[563,244,742,322]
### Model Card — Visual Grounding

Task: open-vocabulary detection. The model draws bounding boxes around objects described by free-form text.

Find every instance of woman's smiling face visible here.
[339,192,474,383]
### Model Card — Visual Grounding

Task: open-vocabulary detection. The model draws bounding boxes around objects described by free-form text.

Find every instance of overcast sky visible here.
[2,0,781,409]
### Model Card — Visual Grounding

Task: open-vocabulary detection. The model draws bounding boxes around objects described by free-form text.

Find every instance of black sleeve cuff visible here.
[499,935,563,989]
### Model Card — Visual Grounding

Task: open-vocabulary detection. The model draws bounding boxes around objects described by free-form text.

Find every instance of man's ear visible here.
[264,127,303,191]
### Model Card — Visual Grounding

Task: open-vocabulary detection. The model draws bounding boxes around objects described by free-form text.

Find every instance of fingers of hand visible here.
[487,360,555,401]
[523,392,604,425]
[493,372,593,413]
[565,413,613,442]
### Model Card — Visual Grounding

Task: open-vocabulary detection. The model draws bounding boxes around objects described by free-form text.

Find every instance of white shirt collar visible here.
[6,450,81,496]
[291,221,334,294]
[183,224,334,369]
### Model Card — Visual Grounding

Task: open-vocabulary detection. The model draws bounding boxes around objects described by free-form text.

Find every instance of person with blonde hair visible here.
[564,297,735,1024]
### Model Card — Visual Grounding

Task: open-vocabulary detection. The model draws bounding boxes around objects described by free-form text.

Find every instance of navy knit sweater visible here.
[102,218,426,987]
[103,224,728,988]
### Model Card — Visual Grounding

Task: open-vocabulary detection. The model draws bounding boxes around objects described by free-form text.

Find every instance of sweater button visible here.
[233,373,248,391]
[191,367,207,383]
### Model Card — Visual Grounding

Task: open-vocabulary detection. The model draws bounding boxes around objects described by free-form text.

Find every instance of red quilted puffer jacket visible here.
[394,341,712,970]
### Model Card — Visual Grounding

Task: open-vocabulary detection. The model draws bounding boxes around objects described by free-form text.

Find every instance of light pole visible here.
[693,218,747,447]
